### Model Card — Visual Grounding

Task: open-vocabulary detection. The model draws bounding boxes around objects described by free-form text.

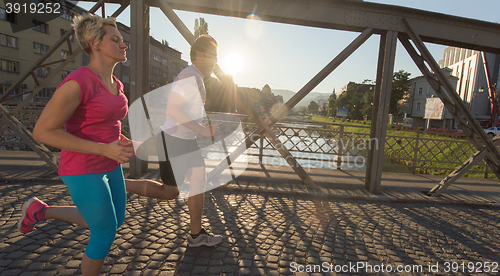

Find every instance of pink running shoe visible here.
[17,197,48,233]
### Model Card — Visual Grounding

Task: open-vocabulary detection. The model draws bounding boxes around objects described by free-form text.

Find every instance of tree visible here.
[390,70,411,116]
[327,92,337,117]
[362,90,374,119]
[308,101,319,114]
[194,18,209,38]
[334,84,364,120]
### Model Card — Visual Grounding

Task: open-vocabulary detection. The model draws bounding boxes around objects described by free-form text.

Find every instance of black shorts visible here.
[156,132,205,187]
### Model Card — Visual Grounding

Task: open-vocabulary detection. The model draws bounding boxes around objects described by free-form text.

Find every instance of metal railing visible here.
[1,105,494,177]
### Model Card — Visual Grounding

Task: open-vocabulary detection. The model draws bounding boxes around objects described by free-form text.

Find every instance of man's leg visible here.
[125,179,179,200]
[185,166,207,235]
[185,166,222,247]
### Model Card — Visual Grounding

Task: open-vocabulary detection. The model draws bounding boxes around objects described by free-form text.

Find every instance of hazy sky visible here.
[77,0,500,94]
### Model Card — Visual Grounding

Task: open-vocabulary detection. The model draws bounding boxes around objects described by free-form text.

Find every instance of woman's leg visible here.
[44,206,88,228]
[62,167,123,275]
[106,165,127,227]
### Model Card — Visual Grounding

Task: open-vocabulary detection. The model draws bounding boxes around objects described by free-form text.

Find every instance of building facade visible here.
[404,68,458,129]
[0,0,85,102]
[1,1,188,104]
[439,46,500,127]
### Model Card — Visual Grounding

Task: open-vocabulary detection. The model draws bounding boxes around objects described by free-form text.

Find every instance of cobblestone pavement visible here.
[1,182,500,276]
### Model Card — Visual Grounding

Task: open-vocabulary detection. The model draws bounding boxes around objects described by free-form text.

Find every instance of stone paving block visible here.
[123,271,142,276]
[1,184,500,275]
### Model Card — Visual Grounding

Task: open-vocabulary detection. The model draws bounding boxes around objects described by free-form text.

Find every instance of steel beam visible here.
[128,0,151,177]
[239,95,320,190]
[148,0,500,54]
[365,31,397,194]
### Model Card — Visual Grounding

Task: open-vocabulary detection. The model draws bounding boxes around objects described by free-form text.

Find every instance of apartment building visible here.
[1,0,188,103]
[0,0,85,102]
[439,46,500,127]
[404,68,458,129]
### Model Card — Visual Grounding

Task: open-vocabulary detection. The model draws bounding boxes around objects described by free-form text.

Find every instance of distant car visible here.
[484,126,500,137]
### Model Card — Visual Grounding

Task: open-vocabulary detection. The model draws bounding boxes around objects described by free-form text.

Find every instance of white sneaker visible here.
[187,228,223,247]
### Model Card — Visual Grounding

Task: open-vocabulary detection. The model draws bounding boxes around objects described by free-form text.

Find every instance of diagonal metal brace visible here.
[426,135,500,197]
[400,18,500,168]
[239,95,320,190]
[0,104,58,172]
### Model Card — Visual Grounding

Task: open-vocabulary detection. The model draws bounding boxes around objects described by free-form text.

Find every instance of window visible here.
[418,87,423,95]
[124,40,131,49]
[427,86,433,95]
[416,102,421,111]
[122,75,130,83]
[60,9,74,21]
[0,59,19,73]
[152,67,161,76]
[61,50,73,61]
[60,29,74,42]
[37,88,53,98]
[61,70,70,81]
[33,42,49,54]
[152,52,161,62]
[35,67,50,77]
[32,19,49,34]
[0,33,18,48]
[0,84,20,98]
[0,7,17,23]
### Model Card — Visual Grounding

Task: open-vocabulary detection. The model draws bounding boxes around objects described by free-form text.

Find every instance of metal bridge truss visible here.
[2,0,500,195]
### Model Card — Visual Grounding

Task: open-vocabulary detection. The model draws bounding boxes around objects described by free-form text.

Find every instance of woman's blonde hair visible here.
[72,14,117,55]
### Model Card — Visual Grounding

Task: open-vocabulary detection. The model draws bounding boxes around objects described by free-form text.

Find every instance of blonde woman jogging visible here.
[18,14,132,275]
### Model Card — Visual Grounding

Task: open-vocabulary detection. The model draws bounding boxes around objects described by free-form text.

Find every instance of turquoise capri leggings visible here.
[60,165,127,260]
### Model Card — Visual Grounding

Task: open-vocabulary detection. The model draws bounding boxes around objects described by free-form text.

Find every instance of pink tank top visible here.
[58,66,128,175]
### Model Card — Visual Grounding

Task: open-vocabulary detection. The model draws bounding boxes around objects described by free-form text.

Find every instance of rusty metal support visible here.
[128,0,151,177]
[365,30,398,194]
[239,95,320,190]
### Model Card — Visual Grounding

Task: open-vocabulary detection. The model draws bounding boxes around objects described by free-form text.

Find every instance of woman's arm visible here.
[33,80,133,164]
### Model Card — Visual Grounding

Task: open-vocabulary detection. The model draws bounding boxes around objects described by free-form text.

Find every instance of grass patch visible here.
[309,116,493,178]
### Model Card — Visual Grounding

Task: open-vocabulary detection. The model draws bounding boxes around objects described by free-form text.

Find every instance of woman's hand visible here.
[119,134,136,155]
[100,140,134,164]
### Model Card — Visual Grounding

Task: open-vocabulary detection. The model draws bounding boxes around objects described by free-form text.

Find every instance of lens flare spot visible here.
[223,53,245,75]
[246,13,264,39]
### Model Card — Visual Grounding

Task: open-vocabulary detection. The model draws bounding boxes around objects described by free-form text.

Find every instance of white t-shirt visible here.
[161,64,207,139]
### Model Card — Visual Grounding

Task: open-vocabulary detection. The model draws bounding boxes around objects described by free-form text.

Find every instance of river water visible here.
[203,120,367,171]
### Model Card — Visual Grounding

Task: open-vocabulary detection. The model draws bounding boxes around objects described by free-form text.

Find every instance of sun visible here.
[222,53,245,75]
